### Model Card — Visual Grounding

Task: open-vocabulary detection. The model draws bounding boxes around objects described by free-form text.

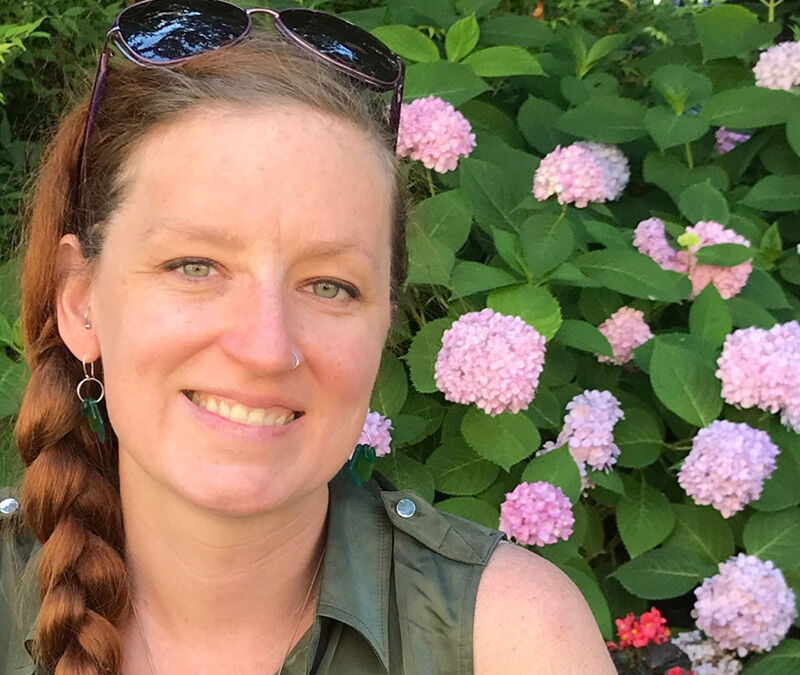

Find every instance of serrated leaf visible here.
[370,350,408,419]
[375,452,435,502]
[752,427,800,512]
[743,508,800,570]
[521,444,582,503]
[0,356,28,418]
[613,547,715,599]
[557,96,648,143]
[666,504,735,564]
[426,437,500,495]
[644,107,709,150]
[519,213,574,279]
[517,96,569,154]
[739,268,790,309]
[678,180,729,224]
[740,175,800,212]
[411,189,473,250]
[689,283,732,349]
[463,46,542,77]
[405,318,452,393]
[459,158,518,231]
[700,87,800,128]
[406,228,455,286]
[615,408,663,469]
[435,496,499,529]
[461,408,541,471]
[650,64,713,114]
[617,477,676,557]
[371,25,440,63]
[479,15,554,48]
[744,639,800,674]
[450,261,516,298]
[694,5,780,61]
[487,283,563,339]
[650,338,722,427]
[788,115,800,159]
[554,320,613,358]
[445,14,479,62]
[403,61,488,106]
[695,244,753,266]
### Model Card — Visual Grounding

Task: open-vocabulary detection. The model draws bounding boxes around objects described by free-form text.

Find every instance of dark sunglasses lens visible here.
[118,0,249,63]
[279,9,399,85]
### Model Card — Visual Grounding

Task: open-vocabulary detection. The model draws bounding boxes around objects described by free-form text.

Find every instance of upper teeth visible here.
[190,392,295,427]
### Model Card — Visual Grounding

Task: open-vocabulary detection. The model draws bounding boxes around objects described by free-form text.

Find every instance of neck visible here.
[118,451,329,646]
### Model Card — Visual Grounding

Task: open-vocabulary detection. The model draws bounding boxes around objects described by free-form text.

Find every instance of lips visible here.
[183,390,304,427]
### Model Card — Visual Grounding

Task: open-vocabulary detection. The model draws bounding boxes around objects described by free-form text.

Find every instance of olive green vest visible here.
[1,470,506,674]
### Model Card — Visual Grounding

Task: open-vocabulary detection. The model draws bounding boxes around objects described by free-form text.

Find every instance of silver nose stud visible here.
[0,497,19,515]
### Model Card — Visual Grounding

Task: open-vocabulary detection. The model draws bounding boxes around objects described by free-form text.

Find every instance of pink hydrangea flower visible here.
[753,41,800,91]
[358,410,393,457]
[716,321,800,433]
[539,389,624,474]
[633,218,752,299]
[693,554,797,656]
[434,308,546,416]
[532,142,629,208]
[499,481,574,546]
[396,96,476,173]
[596,306,653,365]
[678,420,779,518]
[715,128,751,155]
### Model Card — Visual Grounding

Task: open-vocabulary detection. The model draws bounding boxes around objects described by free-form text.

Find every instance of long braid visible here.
[14,104,129,674]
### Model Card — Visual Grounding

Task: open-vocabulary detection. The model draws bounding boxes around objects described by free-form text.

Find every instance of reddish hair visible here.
[13,32,408,674]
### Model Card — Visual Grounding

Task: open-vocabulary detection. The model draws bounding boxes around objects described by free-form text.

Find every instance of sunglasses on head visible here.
[78,0,405,192]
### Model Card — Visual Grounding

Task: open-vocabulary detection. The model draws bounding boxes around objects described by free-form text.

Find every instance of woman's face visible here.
[81,105,393,515]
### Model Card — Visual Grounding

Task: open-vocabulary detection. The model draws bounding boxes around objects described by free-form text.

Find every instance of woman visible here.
[1,2,615,673]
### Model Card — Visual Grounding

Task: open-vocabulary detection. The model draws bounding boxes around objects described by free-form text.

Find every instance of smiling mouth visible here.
[183,390,304,427]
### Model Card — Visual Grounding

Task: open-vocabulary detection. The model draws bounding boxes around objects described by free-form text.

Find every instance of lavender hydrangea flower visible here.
[716,322,800,433]
[358,410,393,457]
[434,308,546,416]
[596,306,653,366]
[753,41,800,91]
[693,554,797,656]
[533,142,629,208]
[715,128,751,155]
[499,481,574,546]
[396,96,476,173]
[678,421,778,518]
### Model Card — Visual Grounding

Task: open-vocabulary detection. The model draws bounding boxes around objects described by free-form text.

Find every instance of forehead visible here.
[110,104,393,248]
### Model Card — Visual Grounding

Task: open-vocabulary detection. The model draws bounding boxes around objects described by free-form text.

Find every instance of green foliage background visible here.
[3,0,800,671]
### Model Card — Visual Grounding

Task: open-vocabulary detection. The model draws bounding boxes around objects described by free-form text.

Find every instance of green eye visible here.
[183,262,211,277]
[313,280,341,298]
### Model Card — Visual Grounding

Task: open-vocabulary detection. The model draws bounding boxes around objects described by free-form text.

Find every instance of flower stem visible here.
[684,143,694,169]
[426,168,436,197]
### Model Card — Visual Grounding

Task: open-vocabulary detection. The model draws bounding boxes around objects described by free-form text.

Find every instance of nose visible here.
[218,279,299,374]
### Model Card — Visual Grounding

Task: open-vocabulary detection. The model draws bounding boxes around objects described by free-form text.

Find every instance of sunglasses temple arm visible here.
[389,58,405,150]
[78,34,114,190]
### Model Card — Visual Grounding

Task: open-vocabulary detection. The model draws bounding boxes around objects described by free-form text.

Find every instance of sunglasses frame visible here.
[78,0,405,191]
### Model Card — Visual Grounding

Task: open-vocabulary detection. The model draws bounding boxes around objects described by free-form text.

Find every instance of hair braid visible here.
[15,103,129,675]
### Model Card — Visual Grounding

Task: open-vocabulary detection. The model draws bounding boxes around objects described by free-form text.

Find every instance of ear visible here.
[56,234,100,363]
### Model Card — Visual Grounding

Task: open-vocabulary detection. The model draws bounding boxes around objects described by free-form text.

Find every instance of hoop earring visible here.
[347,429,376,486]
[77,355,106,443]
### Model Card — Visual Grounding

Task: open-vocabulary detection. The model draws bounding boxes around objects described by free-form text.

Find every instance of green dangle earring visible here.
[77,355,106,444]
[347,426,376,486]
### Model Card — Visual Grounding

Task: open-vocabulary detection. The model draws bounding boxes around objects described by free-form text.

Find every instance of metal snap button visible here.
[395,498,416,518]
[0,498,19,515]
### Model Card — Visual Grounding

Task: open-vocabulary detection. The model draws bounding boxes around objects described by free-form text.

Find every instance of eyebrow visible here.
[142,219,380,265]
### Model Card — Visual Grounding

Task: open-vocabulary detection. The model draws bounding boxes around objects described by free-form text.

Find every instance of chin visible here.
[174,469,293,516]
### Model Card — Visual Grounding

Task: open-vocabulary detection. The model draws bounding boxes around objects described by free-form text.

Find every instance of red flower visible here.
[639,606,671,645]
[665,668,694,675]
[615,613,639,647]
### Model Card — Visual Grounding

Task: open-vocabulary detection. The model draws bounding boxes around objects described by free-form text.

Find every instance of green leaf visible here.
[487,283,563,340]
[435,496,499,530]
[395,394,445,447]
[752,427,800,511]
[694,5,780,61]
[666,504,735,564]
[744,639,800,674]
[519,213,574,279]
[650,64,713,114]
[727,298,777,329]
[404,61,488,106]
[406,228,455,286]
[492,228,527,276]
[739,268,790,309]
[616,477,676,557]
[445,14,479,62]
[649,338,722,427]
[426,437,500,495]
[557,96,648,143]
[695,244,753,266]
[405,318,452,393]
[572,250,690,302]
[615,408,664,469]
[740,175,800,212]
[644,106,709,151]
[521,444,582,504]
[554,320,613,358]
[643,151,729,200]
[450,261,516,297]
[386,0,457,29]
[788,115,800,159]
[586,469,625,494]
[479,15,554,49]
[613,547,716,599]
[689,283,732,349]
[678,180,729,224]
[517,96,569,155]
[584,34,626,70]
[580,218,634,250]
[375,452,435,502]
[463,46,543,77]
[0,355,28,418]
[370,351,408,419]
[743,508,800,570]
[0,313,14,349]
[459,158,517,231]
[371,25,440,63]
[761,222,783,263]
[411,189,473,251]
[701,87,800,128]
[461,408,541,471]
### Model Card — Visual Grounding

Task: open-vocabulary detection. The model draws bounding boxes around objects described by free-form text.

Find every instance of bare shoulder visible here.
[473,541,616,675]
